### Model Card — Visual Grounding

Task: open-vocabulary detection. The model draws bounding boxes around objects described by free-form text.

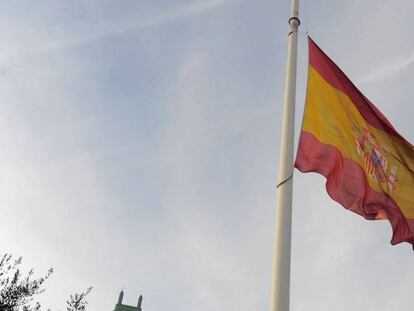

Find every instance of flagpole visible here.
[270,0,299,310]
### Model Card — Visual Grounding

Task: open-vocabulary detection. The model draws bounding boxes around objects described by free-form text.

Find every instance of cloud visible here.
[56,0,237,48]
[138,0,236,29]
[1,0,237,63]
[357,52,414,84]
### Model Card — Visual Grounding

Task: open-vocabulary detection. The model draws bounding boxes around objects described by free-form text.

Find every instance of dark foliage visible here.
[66,287,92,311]
[0,254,92,311]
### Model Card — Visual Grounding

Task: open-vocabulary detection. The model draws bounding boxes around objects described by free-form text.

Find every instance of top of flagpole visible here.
[288,0,300,29]
[291,0,299,18]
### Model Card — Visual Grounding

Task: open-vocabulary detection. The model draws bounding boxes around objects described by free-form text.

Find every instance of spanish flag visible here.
[295,37,414,247]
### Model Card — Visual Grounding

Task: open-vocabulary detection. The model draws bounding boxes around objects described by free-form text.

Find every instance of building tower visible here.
[113,291,143,311]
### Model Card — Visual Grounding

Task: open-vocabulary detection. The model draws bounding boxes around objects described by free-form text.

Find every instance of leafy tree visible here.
[66,287,92,311]
[0,254,91,311]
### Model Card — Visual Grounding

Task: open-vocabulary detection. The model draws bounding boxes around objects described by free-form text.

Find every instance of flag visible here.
[295,36,414,247]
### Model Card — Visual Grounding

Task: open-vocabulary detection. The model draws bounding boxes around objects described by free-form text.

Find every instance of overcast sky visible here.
[1,1,413,310]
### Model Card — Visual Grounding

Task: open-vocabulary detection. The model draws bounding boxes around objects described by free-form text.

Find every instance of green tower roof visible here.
[113,291,143,311]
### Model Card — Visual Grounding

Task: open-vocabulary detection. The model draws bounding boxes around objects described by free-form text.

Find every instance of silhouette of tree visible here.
[66,287,92,311]
[0,254,92,311]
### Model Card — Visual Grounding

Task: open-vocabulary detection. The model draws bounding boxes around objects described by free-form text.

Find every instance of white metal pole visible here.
[270,0,299,311]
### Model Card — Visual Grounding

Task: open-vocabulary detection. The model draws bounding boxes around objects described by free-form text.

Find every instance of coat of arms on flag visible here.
[353,127,399,192]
